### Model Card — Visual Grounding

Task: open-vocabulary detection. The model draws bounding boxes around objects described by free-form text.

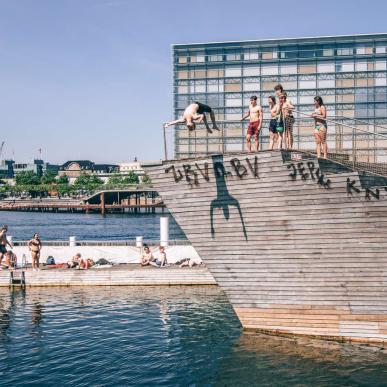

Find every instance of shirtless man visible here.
[164,102,219,133]
[241,96,263,152]
[274,84,295,149]
[0,225,13,268]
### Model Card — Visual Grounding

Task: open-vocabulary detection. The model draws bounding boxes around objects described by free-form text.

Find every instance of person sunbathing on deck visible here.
[67,253,81,269]
[164,102,219,133]
[140,245,154,266]
[149,246,167,268]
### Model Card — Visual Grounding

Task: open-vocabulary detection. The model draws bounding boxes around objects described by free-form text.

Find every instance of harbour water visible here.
[1,212,386,385]
[0,211,186,241]
[0,287,386,386]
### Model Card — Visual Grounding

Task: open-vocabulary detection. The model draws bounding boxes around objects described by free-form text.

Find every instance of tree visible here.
[123,171,139,184]
[41,170,57,184]
[57,175,70,184]
[74,173,104,190]
[15,171,40,186]
[141,173,151,185]
[108,173,124,185]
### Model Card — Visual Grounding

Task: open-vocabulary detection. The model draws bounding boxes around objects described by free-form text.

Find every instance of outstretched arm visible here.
[258,106,263,130]
[241,110,250,121]
[164,118,185,128]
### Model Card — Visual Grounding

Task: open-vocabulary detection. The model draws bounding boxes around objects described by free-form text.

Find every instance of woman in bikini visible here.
[28,233,42,271]
[311,96,328,159]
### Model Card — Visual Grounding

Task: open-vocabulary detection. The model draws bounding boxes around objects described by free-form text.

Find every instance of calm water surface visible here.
[0,211,186,241]
[0,287,386,386]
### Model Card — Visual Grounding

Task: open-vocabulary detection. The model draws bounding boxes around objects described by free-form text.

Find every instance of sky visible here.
[0,0,386,164]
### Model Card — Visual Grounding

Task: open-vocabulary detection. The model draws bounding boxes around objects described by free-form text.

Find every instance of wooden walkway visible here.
[0,265,216,287]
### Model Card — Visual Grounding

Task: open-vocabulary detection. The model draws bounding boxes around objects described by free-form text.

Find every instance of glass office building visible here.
[172,34,387,158]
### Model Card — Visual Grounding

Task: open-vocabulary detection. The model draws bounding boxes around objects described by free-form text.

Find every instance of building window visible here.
[244,50,259,60]
[375,60,387,70]
[280,64,297,75]
[190,54,205,63]
[355,62,367,71]
[337,48,353,56]
[226,52,241,61]
[323,49,334,56]
[299,80,316,89]
[243,67,260,76]
[261,65,278,76]
[317,63,334,73]
[317,79,335,88]
[209,54,223,62]
[336,61,354,72]
[225,67,242,77]
[178,56,188,64]
[376,46,387,54]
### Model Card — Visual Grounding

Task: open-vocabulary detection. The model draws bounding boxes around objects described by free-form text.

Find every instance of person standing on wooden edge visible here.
[241,95,263,152]
[164,102,219,133]
[0,225,13,269]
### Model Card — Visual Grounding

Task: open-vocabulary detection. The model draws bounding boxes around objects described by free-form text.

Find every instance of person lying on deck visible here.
[164,102,219,133]
[79,258,94,270]
[149,246,167,268]
[67,253,81,269]
[140,246,154,266]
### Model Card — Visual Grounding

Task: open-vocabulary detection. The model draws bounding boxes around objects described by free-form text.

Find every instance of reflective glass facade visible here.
[173,34,387,158]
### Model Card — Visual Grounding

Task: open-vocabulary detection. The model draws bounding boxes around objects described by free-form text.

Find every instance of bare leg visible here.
[255,131,260,151]
[321,128,328,158]
[202,114,212,133]
[246,135,252,152]
[269,132,274,150]
[314,130,321,158]
[209,111,219,130]
[277,133,283,150]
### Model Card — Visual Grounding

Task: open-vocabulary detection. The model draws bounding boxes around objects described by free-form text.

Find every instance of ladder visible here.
[9,270,26,288]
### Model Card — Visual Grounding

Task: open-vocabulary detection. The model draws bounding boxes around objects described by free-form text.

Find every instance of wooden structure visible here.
[145,150,387,344]
[0,189,165,214]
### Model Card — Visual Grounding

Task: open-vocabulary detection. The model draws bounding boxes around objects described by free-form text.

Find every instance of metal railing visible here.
[292,110,387,177]
[164,114,387,177]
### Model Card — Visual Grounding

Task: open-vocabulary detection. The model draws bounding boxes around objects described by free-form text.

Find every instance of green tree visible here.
[57,175,70,184]
[74,173,104,190]
[141,173,151,185]
[41,170,57,184]
[123,171,139,184]
[15,171,40,186]
[108,173,124,185]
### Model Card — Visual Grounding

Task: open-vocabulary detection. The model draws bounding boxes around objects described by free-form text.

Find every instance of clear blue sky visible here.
[0,0,386,164]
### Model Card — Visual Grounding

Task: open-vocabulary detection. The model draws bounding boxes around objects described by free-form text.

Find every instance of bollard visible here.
[69,236,76,247]
[136,236,143,248]
[160,216,169,247]
[6,236,13,248]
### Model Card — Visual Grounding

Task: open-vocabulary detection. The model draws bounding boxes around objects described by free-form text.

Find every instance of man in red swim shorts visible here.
[241,95,263,152]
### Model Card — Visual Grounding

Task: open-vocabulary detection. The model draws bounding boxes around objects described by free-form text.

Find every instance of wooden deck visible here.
[0,265,216,287]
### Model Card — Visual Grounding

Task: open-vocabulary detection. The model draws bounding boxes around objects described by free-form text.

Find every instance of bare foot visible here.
[206,127,213,134]
[213,125,220,131]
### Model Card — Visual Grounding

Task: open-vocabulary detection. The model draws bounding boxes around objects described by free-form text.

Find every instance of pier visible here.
[0,188,166,214]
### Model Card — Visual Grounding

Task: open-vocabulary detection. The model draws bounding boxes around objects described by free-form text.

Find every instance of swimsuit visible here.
[0,245,6,254]
[269,119,278,133]
[194,101,212,114]
[247,121,260,136]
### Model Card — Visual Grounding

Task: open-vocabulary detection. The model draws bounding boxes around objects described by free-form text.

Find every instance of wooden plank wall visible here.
[146,150,387,344]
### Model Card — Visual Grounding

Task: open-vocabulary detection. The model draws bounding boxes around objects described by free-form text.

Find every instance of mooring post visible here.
[160,216,169,247]
[100,192,105,215]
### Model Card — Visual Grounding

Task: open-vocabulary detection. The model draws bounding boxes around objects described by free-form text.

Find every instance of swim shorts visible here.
[195,102,212,114]
[0,245,7,254]
[247,121,260,136]
[269,119,277,133]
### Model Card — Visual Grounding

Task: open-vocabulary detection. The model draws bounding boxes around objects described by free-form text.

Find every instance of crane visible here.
[0,141,4,160]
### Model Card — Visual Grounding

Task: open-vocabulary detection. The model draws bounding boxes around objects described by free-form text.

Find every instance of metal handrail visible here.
[331,116,387,132]
[292,109,387,140]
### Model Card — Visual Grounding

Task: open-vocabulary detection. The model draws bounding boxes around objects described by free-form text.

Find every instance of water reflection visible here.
[0,287,385,386]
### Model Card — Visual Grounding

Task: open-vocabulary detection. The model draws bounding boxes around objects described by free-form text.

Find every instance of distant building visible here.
[0,160,14,180]
[59,160,118,183]
[118,158,145,180]
[4,159,59,178]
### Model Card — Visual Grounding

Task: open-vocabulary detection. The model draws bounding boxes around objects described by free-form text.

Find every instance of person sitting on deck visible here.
[67,253,81,269]
[164,102,219,133]
[149,246,167,268]
[140,245,154,266]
